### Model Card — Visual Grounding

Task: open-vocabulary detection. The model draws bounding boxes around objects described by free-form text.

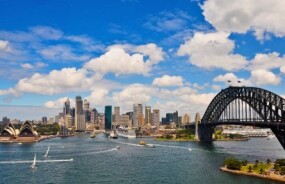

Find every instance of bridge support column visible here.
[196,124,214,141]
[271,127,285,150]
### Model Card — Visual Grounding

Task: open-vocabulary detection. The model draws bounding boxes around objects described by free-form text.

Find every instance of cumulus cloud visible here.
[113,84,154,106]
[84,44,164,76]
[152,75,183,87]
[201,0,285,40]
[45,97,74,108]
[86,89,110,106]
[249,52,285,71]
[213,73,251,86]
[177,31,247,71]
[250,69,281,86]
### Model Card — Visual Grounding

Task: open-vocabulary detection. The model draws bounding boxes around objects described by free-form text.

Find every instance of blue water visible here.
[0,134,284,184]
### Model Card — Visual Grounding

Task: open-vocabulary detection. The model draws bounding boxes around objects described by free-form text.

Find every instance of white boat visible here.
[90,131,96,138]
[117,128,136,138]
[69,158,74,161]
[116,146,120,150]
[31,154,36,169]
[188,144,192,151]
[44,146,50,158]
[109,130,118,139]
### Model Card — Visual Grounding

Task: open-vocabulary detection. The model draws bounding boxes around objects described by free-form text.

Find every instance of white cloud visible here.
[213,73,251,86]
[280,66,285,74]
[30,26,63,40]
[201,0,285,40]
[45,97,74,108]
[35,62,48,68]
[38,45,90,61]
[144,10,192,32]
[113,84,154,106]
[249,52,285,71]
[84,45,164,76]
[86,89,110,107]
[152,75,183,87]
[250,69,281,86]
[21,63,33,69]
[0,40,11,52]
[177,31,247,71]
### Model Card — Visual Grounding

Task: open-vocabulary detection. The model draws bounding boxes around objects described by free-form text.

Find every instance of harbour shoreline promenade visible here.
[220,167,285,183]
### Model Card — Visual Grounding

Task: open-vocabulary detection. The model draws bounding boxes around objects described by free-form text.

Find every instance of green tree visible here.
[267,159,271,165]
[224,157,242,170]
[248,165,252,172]
[242,160,248,166]
[260,168,264,174]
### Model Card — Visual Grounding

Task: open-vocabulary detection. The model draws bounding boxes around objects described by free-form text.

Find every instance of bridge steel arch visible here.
[198,86,285,149]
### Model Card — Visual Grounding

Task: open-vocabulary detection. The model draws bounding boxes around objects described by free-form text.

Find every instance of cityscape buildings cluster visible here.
[0,96,193,132]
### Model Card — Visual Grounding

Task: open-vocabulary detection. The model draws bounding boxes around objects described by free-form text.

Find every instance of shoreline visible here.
[220,167,285,182]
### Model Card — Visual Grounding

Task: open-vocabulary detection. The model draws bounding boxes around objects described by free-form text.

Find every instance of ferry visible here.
[117,128,136,138]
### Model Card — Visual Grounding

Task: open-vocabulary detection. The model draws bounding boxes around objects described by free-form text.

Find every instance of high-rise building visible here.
[182,113,191,124]
[75,96,85,131]
[152,109,160,127]
[91,108,98,124]
[173,111,179,125]
[42,116,47,124]
[166,113,173,124]
[120,114,130,127]
[145,106,151,125]
[133,104,143,128]
[83,99,90,110]
[105,105,112,130]
[114,106,120,124]
[63,98,71,116]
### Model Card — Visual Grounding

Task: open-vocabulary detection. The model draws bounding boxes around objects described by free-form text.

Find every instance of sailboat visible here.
[44,146,50,158]
[31,154,36,169]
[188,144,192,151]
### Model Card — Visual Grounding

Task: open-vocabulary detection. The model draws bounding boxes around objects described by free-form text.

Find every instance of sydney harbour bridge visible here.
[186,86,285,149]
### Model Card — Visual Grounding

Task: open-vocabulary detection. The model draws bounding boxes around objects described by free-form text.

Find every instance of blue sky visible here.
[0,0,285,120]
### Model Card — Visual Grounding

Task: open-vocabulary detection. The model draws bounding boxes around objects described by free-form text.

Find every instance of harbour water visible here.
[0,134,284,184]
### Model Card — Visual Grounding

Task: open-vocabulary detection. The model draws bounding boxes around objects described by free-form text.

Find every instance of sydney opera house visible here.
[0,121,39,142]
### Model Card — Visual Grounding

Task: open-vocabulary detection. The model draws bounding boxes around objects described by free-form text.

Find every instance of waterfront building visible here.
[133,104,143,128]
[120,114,130,127]
[182,113,191,124]
[145,106,151,126]
[75,96,85,131]
[48,117,55,124]
[98,113,105,129]
[152,109,160,127]
[105,105,112,130]
[65,114,73,129]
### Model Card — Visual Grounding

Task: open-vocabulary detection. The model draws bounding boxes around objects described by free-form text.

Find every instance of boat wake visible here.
[152,143,190,150]
[74,147,119,156]
[0,159,74,164]
[110,140,143,147]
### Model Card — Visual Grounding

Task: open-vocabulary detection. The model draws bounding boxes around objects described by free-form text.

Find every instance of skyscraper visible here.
[114,106,120,124]
[133,104,143,128]
[152,109,160,127]
[75,96,85,131]
[83,99,91,123]
[63,98,71,116]
[105,105,112,130]
[173,111,179,125]
[182,113,191,124]
[145,106,151,125]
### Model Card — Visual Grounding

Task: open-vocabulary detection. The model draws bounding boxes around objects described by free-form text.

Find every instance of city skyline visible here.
[0,0,285,120]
